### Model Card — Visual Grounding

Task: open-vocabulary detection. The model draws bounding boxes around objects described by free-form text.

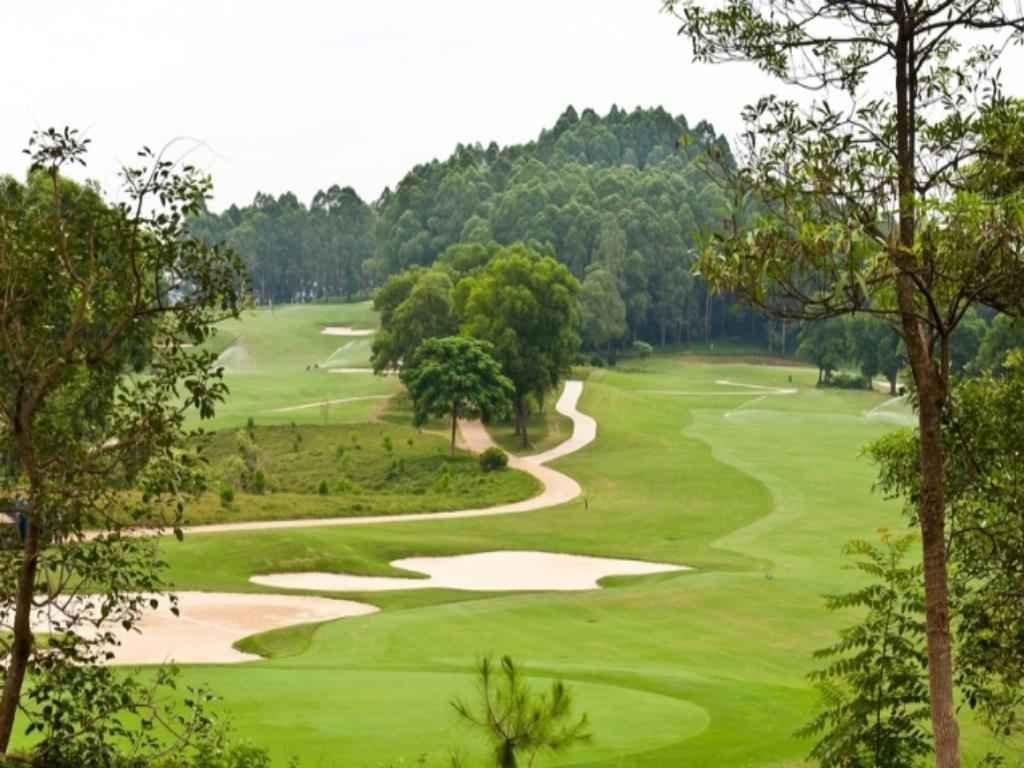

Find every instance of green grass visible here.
[185,421,541,524]
[486,397,575,456]
[139,342,989,767]
[193,302,399,432]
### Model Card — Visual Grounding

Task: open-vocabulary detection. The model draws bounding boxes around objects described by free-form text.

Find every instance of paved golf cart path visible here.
[175,380,594,537]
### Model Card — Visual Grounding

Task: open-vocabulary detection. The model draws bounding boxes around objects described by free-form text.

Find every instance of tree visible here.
[401,337,513,456]
[371,267,455,374]
[452,656,591,768]
[460,244,580,447]
[578,266,627,352]
[973,314,1024,374]
[0,129,245,759]
[797,532,930,768]
[848,316,907,394]
[667,0,1024,760]
[797,319,847,385]
[871,353,1024,743]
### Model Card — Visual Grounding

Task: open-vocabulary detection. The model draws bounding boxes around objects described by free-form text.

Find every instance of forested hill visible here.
[191,106,775,347]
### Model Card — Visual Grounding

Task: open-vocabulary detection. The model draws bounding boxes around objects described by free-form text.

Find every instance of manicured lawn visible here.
[147,347,971,767]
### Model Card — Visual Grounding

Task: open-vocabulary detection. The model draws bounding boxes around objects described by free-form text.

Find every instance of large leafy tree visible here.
[667,0,1024,761]
[871,353,1024,743]
[0,129,245,759]
[797,319,848,385]
[578,265,627,352]
[401,337,513,456]
[370,267,455,374]
[459,245,581,447]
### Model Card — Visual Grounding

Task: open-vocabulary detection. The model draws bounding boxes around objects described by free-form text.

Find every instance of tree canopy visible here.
[401,336,513,455]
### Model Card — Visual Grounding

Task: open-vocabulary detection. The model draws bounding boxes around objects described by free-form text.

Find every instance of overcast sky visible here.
[1,1,1020,211]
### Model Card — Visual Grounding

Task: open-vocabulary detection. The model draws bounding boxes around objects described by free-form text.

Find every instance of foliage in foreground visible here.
[452,656,591,768]
[0,127,244,761]
[798,532,930,768]
[871,353,1024,744]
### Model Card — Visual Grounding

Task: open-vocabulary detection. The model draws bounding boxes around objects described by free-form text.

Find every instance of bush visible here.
[589,355,605,368]
[249,470,267,495]
[434,463,455,492]
[317,479,329,496]
[479,447,509,472]
[633,340,653,361]
[824,372,871,389]
[218,484,235,507]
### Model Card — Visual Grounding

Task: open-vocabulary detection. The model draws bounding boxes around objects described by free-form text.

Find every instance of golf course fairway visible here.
[122,303,997,766]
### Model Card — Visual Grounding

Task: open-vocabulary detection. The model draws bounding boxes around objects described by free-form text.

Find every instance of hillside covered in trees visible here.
[191,106,788,349]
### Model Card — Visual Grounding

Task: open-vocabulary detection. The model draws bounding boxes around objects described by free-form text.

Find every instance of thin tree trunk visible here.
[0,515,40,751]
[518,402,530,449]
[894,18,960,764]
[449,401,458,457]
[704,292,712,341]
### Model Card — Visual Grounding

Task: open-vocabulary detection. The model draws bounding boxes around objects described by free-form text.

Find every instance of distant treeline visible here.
[189,105,789,350]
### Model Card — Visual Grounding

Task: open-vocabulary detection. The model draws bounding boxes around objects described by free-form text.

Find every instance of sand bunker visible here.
[251,550,686,593]
[22,592,378,666]
[321,326,374,337]
[271,395,391,413]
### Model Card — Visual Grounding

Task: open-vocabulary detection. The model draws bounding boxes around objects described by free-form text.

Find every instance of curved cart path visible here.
[172,380,594,537]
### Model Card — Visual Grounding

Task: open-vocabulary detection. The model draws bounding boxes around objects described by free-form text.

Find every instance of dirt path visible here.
[174,380,592,537]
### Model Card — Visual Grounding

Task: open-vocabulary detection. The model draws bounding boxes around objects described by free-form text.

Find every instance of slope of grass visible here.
[186,421,540,525]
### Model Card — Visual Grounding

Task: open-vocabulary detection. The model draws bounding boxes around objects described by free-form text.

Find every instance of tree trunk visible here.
[888,373,897,395]
[704,292,712,341]
[904,320,959,768]
[894,18,960,764]
[518,402,530,449]
[449,401,458,457]
[0,514,40,751]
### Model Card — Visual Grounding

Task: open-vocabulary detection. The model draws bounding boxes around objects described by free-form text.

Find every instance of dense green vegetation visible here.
[189,420,540,525]
[189,107,796,351]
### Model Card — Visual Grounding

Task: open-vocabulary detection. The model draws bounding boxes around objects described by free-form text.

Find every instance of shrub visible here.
[218,484,235,507]
[824,372,871,389]
[479,447,509,472]
[382,435,393,453]
[434,463,454,492]
[250,470,267,495]
[633,340,653,361]
[589,355,605,368]
[386,456,405,480]
[317,479,329,496]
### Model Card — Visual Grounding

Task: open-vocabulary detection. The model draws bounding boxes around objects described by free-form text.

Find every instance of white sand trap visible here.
[252,550,686,593]
[271,395,391,413]
[321,326,374,337]
[41,592,377,665]
[640,379,798,397]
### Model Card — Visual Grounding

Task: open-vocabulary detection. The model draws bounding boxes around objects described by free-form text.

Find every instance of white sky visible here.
[1,1,1020,210]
